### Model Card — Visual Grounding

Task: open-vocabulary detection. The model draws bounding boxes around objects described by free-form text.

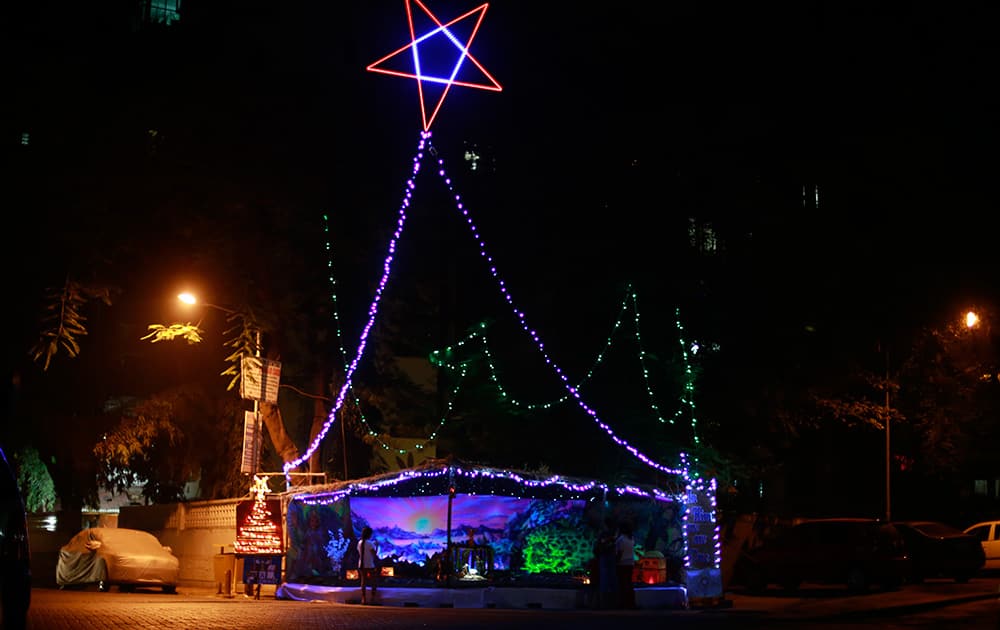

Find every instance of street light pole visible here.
[884,348,891,523]
[178,292,263,476]
[252,327,262,477]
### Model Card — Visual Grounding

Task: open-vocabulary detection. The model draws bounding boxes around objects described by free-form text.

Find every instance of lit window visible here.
[464,149,480,171]
[687,218,719,254]
[801,183,820,209]
[143,0,181,26]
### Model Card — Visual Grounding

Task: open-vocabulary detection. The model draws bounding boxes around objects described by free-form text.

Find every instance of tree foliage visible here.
[30,279,113,371]
[142,307,263,393]
[141,323,205,346]
[895,322,1000,477]
[93,386,245,503]
[12,446,57,512]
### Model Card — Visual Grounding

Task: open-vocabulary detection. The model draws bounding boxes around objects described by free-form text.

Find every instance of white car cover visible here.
[56,527,179,587]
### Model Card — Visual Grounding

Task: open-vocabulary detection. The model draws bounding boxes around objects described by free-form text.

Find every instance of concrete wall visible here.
[37,499,749,594]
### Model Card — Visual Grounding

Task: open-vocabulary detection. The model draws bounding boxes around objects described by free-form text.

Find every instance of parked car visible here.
[963,520,1000,570]
[56,527,179,593]
[891,521,984,582]
[733,518,910,593]
[0,445,31,629]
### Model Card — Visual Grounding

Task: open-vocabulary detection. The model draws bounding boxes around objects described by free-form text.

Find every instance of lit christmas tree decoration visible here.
[287,1,697,481]
[235,476,284,555]
[287,1,723,601]
[290,134,690,479]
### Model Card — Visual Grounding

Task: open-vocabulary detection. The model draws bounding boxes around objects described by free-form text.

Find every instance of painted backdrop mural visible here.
[285,492,684,585]
[349,495,588,573]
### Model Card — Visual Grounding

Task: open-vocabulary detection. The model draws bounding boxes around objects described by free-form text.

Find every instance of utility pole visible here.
[884,348,891,523]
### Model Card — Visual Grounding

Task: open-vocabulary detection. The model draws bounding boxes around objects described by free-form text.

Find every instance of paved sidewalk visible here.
[25,577,1000,630]
[717,578,1000,621]
[175,577,1000,620]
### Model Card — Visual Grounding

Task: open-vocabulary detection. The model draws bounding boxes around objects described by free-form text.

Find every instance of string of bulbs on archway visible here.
[283,0,710,484]
[322,209,705,459]
[285,133,691,483]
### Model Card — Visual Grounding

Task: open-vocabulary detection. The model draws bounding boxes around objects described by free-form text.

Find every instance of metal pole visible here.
[340,405,348,481]
[253,328,262,477]
[885,350,891,522]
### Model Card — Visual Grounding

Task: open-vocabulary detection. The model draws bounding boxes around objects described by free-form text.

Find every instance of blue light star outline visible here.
[367,0,502,131]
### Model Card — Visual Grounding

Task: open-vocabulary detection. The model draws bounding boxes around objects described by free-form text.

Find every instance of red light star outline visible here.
[367,0,502,132]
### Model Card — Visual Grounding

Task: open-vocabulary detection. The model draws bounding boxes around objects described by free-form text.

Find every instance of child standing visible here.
[358,526,379,604]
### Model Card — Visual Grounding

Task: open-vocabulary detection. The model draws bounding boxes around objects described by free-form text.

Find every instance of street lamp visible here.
[178,292,264,476]
[882,344,891,523]
[177,292,262,360]
[178,292,234,315]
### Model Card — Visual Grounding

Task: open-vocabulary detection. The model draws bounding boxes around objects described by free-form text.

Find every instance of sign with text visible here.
[240,411,260,474]
[240,357,281,403]
[241,554,283,585]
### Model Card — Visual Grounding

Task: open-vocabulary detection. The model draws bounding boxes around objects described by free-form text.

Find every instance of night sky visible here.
[7,2,999,315]
[4,1,1000,480]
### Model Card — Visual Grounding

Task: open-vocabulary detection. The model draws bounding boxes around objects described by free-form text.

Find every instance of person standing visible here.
[358,526,379,604]
[615,522,636,609]
[595,517,618,608]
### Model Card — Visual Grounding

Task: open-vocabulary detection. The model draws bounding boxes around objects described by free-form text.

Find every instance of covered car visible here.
[56,527,179,593]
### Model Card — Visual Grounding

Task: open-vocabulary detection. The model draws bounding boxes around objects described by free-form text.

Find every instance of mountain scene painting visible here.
[350,494,586,570]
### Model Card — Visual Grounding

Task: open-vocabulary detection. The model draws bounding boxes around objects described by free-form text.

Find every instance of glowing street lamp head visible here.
[966,311,980,329]
[178,292,198,306]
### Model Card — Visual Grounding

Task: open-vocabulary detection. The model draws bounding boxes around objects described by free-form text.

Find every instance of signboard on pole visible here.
[240,357,281,403]
[240,411,260,474]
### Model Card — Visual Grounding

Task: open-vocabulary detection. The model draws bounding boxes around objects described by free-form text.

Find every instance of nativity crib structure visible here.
[274,458,721,609]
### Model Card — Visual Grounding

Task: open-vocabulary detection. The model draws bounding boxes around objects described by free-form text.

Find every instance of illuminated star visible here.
[250,475,270,501]
[367,0,502,131]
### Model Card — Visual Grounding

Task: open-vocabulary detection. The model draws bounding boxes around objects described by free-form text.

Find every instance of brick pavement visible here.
[24,586,693,630]
[722,577,1000,621]
[24,577,1000,629]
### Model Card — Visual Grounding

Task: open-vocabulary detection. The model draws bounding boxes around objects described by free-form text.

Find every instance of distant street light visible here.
[966,311,980,329]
